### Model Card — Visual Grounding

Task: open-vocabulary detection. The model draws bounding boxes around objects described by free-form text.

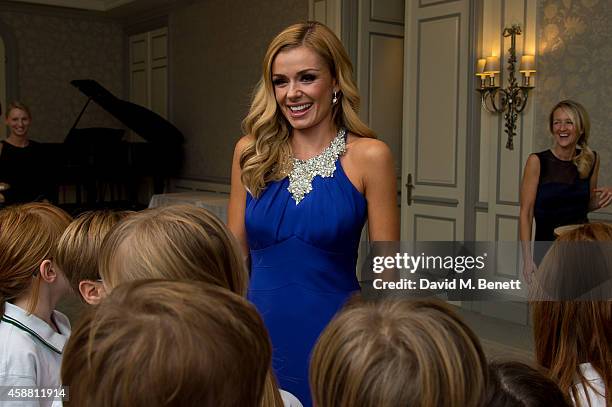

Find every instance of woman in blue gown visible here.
[519,100,612,276]
[228,22,399,406]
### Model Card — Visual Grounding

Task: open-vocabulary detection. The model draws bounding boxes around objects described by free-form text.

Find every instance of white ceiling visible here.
[7,0,137,11]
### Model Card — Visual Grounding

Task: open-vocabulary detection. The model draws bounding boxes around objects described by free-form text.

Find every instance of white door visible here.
[401,0,471,242]
[357,0,405,182]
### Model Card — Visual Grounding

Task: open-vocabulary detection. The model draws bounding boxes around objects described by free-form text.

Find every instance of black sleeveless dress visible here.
[0,140,55,205]
[533,149,595,244]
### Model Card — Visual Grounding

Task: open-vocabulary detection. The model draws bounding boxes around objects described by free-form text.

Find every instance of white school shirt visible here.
[571,363,607,407]
[0,302,71,407]
[280,389,303,407]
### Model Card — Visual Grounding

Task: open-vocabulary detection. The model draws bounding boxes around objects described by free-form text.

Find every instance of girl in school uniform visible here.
[0,203,72,407]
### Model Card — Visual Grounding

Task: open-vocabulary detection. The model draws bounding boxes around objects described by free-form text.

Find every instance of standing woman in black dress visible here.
[519,100,612,276]
[0,101,55,206]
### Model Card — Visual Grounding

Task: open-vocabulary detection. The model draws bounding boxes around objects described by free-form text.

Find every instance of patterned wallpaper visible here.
[535,0,611,188]
[0,10,124,143]
[171,0,308,182]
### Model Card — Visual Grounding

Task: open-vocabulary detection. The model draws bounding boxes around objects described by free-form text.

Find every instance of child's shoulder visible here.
[1,308,46,350]
[0,306,69,386]
[0,315,40,379]
[1,305,70,360]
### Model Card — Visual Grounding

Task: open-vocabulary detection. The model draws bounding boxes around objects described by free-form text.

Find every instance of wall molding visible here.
[414,214,457,241]
[412,195,459,207]
[415,13,461,187]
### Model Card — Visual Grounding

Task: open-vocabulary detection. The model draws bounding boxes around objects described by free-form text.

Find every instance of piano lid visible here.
[70,79,183,145]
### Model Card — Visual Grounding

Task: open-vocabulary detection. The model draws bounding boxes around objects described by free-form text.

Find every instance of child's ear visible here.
[39,259,57,283]
[79,280,104,305]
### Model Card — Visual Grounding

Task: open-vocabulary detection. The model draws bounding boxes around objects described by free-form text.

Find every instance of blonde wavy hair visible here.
[62,280,272,407]
[0,203,71,314]
[549,100,594,179]
[241,21,375,197]
[310,297,488,407]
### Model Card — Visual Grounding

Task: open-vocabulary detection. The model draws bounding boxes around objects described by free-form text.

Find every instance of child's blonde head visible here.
[0,203,71,314]
[55,210,131,302]
[62,279,271,407]
[99,205,247,295]
[310,297,488,407]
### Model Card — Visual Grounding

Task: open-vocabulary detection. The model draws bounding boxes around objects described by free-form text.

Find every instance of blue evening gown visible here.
[246,159,366,406]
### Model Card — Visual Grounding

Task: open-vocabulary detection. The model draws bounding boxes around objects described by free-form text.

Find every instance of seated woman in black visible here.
[519,100,612,275]
[0,101,55,206]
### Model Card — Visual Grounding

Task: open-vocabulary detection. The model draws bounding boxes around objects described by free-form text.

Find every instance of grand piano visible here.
[51,79,184,210]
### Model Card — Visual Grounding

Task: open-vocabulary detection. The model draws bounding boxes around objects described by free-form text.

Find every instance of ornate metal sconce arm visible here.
[476,24,534,151]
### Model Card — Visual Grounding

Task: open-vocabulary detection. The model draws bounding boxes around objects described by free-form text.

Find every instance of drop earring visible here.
[332,90,339,105]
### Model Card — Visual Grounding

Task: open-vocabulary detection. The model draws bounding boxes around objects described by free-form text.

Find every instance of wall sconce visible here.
[476,24,535,150]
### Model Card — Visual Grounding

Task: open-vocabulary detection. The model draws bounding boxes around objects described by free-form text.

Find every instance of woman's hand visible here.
[593,186,612,209]
[522,258,537,284]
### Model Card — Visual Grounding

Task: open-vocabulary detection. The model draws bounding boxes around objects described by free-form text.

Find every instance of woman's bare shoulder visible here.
[525,153,541,170]
[346,134,392,163]
[234,134,255,156]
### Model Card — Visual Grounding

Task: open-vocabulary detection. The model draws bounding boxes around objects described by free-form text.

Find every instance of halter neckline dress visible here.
[246,130,366,406]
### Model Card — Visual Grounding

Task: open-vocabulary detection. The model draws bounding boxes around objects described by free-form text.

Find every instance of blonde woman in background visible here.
[97,204,300,407]
[228,21,399,406]
[520,100,612,275]
[0,102,56,205]
[310,297,488,407]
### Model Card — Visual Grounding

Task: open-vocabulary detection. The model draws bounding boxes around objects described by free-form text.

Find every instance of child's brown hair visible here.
[62,279,271,406]
[55,210,130,301]
[310,297,488,407]
[0,203,71,314]
[99,205,247,295]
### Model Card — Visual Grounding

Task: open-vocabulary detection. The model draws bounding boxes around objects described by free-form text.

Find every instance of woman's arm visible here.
[519,154,540,277]
[356,139,400,241]
[227,136,252,258]
[589,154,612,211]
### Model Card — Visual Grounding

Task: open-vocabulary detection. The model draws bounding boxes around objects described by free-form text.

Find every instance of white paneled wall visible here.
[477,0,537,243]
[358,0,404,177]
[473,1,537,324]
[309,0,342,37]
[402,0,470,242]
[129,27,168,124]
[129,27,168,199]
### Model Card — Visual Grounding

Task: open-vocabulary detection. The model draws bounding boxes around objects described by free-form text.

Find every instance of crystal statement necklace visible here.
[287,127,347,204]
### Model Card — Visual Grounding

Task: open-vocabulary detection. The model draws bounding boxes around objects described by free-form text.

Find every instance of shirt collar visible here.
[578,363,601,382]
[1,302,71,354]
